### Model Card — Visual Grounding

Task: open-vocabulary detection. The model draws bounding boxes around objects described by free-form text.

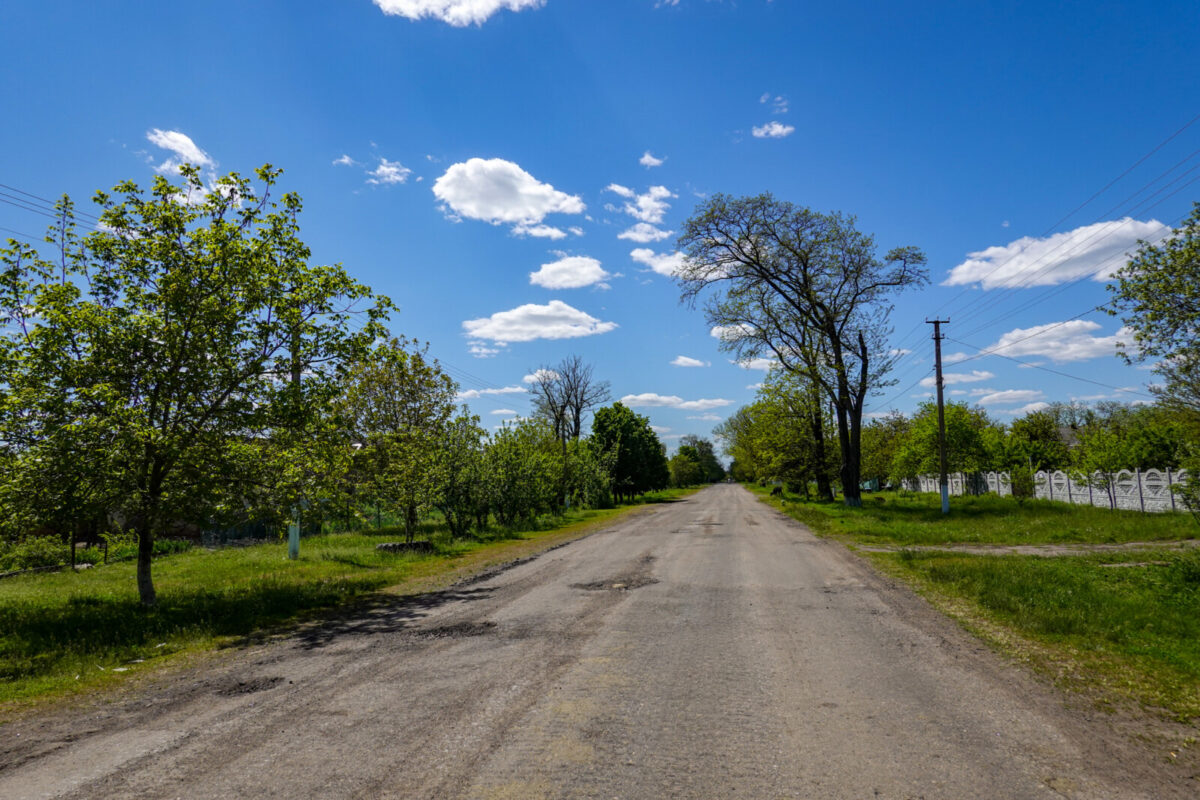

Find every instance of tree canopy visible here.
[675,193,926,506]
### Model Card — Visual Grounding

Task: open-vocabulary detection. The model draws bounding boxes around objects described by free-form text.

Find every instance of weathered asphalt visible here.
[0,484,1187,799]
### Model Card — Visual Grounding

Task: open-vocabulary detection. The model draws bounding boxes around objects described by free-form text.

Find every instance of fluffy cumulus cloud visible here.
[620,393,733,411]
[433,158,584,235]
[617,222,673,243]
[920,370,994,388]
[943,218,1169,289]
[606,184,675,224]
[462,300,616,344]
[372,0,543,26]
[671,355,709,368]
[630,248,684,276]
[979,320,1133,363]
[367,157,412,185]
[711,324,755,342]
[146,129,215,173]
[529,255,611,289]
[639,151,665,168]
[752,121,795,139]
[455,385,527,400]
[976,389,1045,406]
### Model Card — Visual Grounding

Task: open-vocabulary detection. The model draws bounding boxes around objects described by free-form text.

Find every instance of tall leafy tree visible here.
[0,166,390,605]
[590,403,669,502]
[339,338,457,543]
[676,193,927,506]
[891,402,996,482]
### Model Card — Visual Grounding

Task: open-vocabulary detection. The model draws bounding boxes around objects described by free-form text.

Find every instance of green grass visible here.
[749,485,1198,546]
[0,489,695,711]
[873,548,1200,721]
[746,484,1200,721]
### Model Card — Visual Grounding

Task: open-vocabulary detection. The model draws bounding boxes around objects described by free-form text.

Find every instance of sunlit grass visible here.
[0,488,694,710]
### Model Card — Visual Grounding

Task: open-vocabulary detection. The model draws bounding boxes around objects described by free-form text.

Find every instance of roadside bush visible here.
[0,535,69,572]
[1010,468,1036,505]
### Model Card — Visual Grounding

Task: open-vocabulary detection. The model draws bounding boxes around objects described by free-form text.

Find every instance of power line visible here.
[942,335,1154,401]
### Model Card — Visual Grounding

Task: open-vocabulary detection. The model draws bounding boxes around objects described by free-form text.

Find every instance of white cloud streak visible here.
[671,355,709,368]
[919,370,994,388]
[372,0,544,26]
[943,218,1169,289]
[751,121,795,139]
[978,320,1133,363]
[462,300,616,344]
[620,393,733,411]
[146,129,215,174]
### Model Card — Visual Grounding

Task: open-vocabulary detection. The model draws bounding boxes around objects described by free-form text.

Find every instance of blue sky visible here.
[3,0,1199,449]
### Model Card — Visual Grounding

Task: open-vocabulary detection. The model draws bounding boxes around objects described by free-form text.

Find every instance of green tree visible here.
[0,166,390,605]
[860,411,910,487]
[891,402,996,483]
[1004,409,1068,472]
[676,193,927,507]
[590,403,669,502]
[434,413,488,539]
[678,434,726,483]
[340,338,457,543]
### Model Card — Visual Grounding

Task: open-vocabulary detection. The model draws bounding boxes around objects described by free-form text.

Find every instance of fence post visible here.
[1168,468,1176,511]
[1066,473,1072,504]
[1048,472,1054,502]
[1136,468,1145,512]
[1088,480,1093,507]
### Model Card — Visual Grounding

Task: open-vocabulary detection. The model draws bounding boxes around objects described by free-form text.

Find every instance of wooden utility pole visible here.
[288,314,302,560]
[927,319,950,514]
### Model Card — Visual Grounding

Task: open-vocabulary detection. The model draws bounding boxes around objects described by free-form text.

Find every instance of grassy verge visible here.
[747,484,1197,546]
[0,489,695,713]
[747,484,1200,722]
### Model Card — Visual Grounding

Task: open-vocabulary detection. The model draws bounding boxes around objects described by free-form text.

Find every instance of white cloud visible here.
[889,348,912,357]
[467,342,501,358]
[746,382,763,390]
[630,248,684,276]
[513,222,568,239]
[1007,401,1051,416]
[463,300,616,344]
[979,320,1133,363]
[617,222,673,243]
[735,357,777,371]
[688,413,723,422]
[976,389,1045,406]
[711,324,755,341]
[523,369,560,384]
[919,370,994,388]
[490,408,518,416]
[332,154,359,167]
[372,0,544,26]
[943,351,971,365]
[620,393,733,411]
[605,184,675,224]
[759,93,788,114]
[671,355,709,368]
[943,218,1169,289]
[433,158,584,235]
[146,129,215,174]
[651,425,672,434]
[568,226,585,237]
[639,151,665,168]
[455,385,527,400]
[752,121,795,139]
[367,157,412,185]
[529,255,611,289]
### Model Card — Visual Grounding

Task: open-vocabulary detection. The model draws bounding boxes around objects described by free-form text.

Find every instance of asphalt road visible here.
[0,484,1187,799]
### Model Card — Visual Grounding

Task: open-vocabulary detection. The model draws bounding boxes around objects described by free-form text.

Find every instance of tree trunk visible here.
[136,518,157,607]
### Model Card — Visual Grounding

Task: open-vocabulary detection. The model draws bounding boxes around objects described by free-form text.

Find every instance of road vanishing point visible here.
[0,484,1189,799]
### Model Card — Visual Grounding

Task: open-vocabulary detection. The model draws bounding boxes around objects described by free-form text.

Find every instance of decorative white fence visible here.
[902,468,1190,513]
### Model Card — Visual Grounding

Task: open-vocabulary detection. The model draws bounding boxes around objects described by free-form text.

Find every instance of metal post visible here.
[927,319,950,514]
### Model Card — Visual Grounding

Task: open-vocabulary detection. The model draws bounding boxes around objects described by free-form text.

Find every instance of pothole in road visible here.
[215,676,284,696]
[573,555,658,592]
[408,621,498,639]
